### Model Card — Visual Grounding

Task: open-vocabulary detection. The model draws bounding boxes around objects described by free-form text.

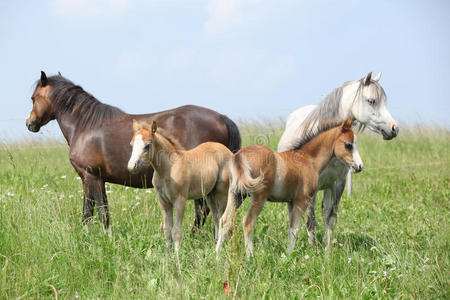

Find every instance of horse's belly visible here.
[317,158,348,190]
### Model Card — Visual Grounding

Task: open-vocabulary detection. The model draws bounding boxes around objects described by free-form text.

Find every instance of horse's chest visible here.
[318,158,348,190]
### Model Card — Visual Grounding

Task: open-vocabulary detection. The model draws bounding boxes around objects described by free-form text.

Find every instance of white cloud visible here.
[204,0,263,37]
[52,0,131,18]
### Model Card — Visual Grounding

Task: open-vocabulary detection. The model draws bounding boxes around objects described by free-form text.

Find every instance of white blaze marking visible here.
[352,136,363,169]
[128,134,145,170]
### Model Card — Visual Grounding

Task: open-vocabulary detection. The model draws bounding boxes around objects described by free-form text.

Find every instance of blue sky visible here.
[0,0,449,140]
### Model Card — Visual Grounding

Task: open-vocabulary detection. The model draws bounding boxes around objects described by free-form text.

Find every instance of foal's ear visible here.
[151,121,157,134]
[58,71,62,77]
[132,119,140,132]
[40,71,47,87]
[363,72,372,86]
[342,119,353,131]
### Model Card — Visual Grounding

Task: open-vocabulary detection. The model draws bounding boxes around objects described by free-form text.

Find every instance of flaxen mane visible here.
[36,76,125,130]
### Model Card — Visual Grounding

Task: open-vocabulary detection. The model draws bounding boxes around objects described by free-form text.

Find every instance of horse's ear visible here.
[373,72,381,82]
[40,71,47,87]
[58,72,62,77]
[342,119,353,132]
[132,119,140,132]
[151,121,157,134]
[363,72,372,86]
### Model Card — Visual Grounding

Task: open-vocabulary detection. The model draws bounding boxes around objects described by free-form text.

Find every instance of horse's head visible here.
[127,120,157,173]
[351,72,399,140]
[26,71,56,132]
[333,119,364,173]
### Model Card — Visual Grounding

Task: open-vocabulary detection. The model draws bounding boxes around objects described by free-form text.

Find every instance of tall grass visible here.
[0,123,448,299]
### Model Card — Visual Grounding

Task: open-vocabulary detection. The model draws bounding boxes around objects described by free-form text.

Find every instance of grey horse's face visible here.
[352,72,399,140]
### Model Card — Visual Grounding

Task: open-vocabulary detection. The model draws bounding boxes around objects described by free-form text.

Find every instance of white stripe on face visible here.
[352,136,364,169]
[128,134,145,171]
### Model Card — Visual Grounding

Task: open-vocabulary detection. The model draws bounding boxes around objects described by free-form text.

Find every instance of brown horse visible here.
[128,121,232,252]
[26,71,241,233]
[215,119,363,258]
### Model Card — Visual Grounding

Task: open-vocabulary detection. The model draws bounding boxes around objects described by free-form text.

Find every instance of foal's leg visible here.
[84,173,110,234]
[287,198,309,254]
[306,192,318,246]
[323,178,346,250]
[157,195,174,246]
[172,196,187,253]
[206,195,220,240]
[216,189,237,257]
[243,192,267,258]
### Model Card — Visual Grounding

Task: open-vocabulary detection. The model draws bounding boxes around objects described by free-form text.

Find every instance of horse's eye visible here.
[344,142,353,151]
[367,98,375,105]
[144,142,151,152]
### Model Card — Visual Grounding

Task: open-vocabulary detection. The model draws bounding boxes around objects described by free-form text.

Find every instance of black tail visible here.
[221,114,241,153]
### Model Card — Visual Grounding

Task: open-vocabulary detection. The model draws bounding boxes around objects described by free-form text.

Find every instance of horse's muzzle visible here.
[26,120,40,132]
[381,124,399,140]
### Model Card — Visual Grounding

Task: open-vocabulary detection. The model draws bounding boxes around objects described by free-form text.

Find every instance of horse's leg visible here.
[84,173,109,233]
[306,192,318,246]
[81,175,94,231]
[323,178,346,250]
[172,196,187,253]
[216,188,237,258]
[192,199,210,232]
[157,195,174,246]
[287,198,309,254]
[242,192,267,258]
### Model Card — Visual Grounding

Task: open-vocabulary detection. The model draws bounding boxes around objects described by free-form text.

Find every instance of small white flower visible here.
[389,267,396,271]
[383,271,387,277]
[369,270,377,274]
[41,184,48,190]
[370,246,377,251]
[135,202,140,207]
[106,190,112,194]
[7,192,14,197]
[280,253,287,259]
[125,187,129,190]
[145,190,152,193]
[122,208,127,211]
[339,243,344,247]
[332,238,337,244]
[61,175,66,179]
[69,195,74,198]
[76,177,81,180]
[347,257,352,264]
[304,254,310,260]
[136,195,141,200]
[361,257,365,262]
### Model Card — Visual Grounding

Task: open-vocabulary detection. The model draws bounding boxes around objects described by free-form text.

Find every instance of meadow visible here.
[0,123,448,299]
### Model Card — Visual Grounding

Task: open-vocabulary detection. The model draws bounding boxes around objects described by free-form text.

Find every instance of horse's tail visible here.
[229,153,264,208]
[221,114,241,153]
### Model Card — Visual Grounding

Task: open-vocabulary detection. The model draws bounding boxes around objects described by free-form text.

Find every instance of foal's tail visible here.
[221,114,241,153]
[229,153,264,207]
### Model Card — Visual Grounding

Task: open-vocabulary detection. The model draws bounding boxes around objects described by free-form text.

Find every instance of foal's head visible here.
[332,119,364,173]
[127,120,157,173]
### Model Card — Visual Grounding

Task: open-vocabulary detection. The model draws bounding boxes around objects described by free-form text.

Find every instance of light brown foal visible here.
[128,120,232,253]
[216,119,363,258]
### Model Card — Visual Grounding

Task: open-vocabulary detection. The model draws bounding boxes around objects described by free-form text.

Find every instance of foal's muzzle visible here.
[351,163,364,173]
[128,158,143,174]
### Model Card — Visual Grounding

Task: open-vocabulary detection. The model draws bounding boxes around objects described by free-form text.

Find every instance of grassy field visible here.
[0,124,449,299]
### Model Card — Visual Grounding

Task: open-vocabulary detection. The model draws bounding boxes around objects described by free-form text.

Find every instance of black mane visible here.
[37,75,125,129]
[292,121,343,151]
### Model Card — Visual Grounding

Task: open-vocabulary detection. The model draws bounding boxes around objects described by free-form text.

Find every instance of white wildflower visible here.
[304,254,310,260]
[61,175,66,179]
[145,190,152,193]
[370,246,377,251]
[347,257,352,264]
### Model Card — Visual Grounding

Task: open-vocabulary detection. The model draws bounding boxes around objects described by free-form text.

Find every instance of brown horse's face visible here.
[333,120,364,173]
[127,120,157,173]
[26,72,55,132]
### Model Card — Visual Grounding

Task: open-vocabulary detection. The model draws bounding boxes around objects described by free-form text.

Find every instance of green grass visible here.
[0,124,449,299]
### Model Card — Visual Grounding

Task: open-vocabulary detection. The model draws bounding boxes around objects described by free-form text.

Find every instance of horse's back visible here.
[278,105,316,152]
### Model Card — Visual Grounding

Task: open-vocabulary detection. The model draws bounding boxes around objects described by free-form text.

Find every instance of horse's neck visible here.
[340,81,361,120]
[150,133,178,175]
[55,111,78,145]
[295,129,337,173]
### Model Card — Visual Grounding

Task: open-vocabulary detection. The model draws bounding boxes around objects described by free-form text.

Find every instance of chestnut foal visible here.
[216,119,363,258]
[128,120,232,253]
